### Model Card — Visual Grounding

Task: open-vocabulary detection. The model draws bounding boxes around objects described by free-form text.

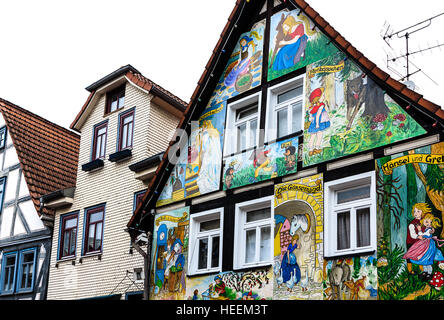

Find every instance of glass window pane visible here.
[63,231,70,256]
[246,208,271,223]
[291,101,302,133]
[26,266,33,289]
[211,236,220,268]
[127,123,133,147]
[88,224,95,251]
[65,217,77,229]
[6,255,16,266]
[277,86,303,104]
[123,114,133,124]
[337,211,350,250]
[236,104,257,120]
[198,238,208,269]
[95,223,103,250]
[100,136,106,157]
[357,207,371,247]
[121,125,128,149]
[337,185,371,204]
[4,267,11,291]
[23,252,34,263]
[249,119,257,147]
[245,229,256,263]
[118,96,125,108]
[90,211,103,223]
[199,219,220,232]
[277,108,288,138]
[70,229,76,255]
[110,100,118,112]
[259,226,271,262]
[97,127,106,135]
[237,123,246,152]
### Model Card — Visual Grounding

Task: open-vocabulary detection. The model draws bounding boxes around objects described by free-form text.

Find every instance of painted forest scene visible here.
[376,142,444,300]
[303,51,427,167]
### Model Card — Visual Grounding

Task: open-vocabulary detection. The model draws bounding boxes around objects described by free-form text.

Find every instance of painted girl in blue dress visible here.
[280,234,301,291]
[404,214,444,278]
[307,87,330,156]
[224,35,256,88]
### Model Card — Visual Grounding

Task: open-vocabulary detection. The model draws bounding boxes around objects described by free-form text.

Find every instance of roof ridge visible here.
[126,70,189,107]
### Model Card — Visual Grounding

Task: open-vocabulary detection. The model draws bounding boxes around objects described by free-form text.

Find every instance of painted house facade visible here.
[128,0,444,301]
[0,98,80,300]
[44,65,186,300]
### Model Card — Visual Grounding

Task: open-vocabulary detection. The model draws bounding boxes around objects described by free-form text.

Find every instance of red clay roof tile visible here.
[0,98,80,217]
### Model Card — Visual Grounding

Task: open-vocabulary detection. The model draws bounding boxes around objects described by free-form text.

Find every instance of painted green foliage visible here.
[376,142,444,300]
[222,137,298,190]
[303,51,426,167]
[268,8,338,82]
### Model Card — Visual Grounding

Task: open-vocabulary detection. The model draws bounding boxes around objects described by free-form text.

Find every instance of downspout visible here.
[131,230,152,300]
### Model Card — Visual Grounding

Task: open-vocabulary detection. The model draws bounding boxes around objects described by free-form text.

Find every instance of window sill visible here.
[81,159,104,172]
[187,268,221,278]
[79,251,102,263]
[233,262,272,273]
[55,256,77,267]
[109,149,132,162]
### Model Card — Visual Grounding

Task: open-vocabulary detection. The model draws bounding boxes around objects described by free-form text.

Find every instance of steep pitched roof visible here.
[127,0,443,234]
[0,98,80,219]
[70,65,188,131]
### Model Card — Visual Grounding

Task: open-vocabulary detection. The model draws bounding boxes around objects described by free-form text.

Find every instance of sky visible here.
[0,0,443,130]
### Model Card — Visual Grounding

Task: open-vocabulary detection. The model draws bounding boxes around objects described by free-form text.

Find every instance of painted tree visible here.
[408,143,444,238]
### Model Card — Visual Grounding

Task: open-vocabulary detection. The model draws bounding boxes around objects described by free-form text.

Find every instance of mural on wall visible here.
[302,51,426,167]
[156,20,266,208]
[273,174,324,300]
[323,256,378,300]
[222,137,298,190]
[208,20,265,107]
[376,142,444,300]
[186,268,273,300]
[268,8,338,82]
[150,207,190,300]
[156,101,227,207]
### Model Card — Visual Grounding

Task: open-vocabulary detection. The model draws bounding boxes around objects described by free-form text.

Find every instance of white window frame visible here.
[224,92,262,156]
[188,208,224,276]
[233,196,274,270]
[265,75,305,143]
[324,171,377,258]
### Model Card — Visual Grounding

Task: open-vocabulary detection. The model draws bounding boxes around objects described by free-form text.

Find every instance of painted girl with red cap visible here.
[307,87,330,156]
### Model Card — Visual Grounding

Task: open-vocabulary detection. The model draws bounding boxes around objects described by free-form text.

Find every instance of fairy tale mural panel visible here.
[186,268,273,300]
[376,142,444,300]
[150,207,190,300]
[303,51,426,167]
[273,174,324,300]
[268,8,338,82]
[223,137,298,190]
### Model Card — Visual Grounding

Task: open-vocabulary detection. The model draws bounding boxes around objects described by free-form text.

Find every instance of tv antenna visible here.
[381,12,444,83]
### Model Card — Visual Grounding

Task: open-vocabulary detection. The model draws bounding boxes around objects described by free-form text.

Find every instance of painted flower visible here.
[377,257,388,267]
[393,113,406,121]
[386,131,392,137]
[399,123,405,128]
[373,113,387,123]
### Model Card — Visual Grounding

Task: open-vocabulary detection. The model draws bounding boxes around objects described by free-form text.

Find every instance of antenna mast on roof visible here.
[381,12,444,84]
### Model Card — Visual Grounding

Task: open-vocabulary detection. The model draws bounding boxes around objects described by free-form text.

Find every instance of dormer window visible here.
[106,85,125,114]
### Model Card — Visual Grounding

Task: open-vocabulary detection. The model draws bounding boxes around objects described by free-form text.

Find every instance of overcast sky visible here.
[1,0,443,130]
